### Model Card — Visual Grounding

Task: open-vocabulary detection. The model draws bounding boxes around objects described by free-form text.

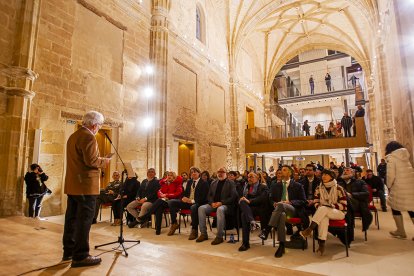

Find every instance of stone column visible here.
[0,0,40,216]
[376,45,396,152]
[228,71,241,170]
[148,0,170,176]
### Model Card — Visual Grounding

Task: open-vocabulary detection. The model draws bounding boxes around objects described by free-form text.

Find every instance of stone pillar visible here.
[228,71,241,170]
[148,0,170,176]
[0,0,40,216]
[376,45,396,152]
[344,149,350,167]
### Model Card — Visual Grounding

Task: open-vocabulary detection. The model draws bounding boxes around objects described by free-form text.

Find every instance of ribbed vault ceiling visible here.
[216,0,379,93]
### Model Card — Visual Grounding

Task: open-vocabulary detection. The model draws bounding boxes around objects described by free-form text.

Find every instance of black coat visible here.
[269,179,309,227]
[363,175,384,191]
[183,179,209,205]
[121,177,140,202]
[341,116,353,129]
[235,178,247,199]
[377,163,387,179]
[137,178,160,203]
[24,172,49,198]
[337,178,369,202]
[299,177,321,199]
[208,178,237,206]
[243,183,269,207]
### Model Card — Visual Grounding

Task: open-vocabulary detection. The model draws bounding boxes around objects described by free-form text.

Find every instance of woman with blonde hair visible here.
[138,171,183,235]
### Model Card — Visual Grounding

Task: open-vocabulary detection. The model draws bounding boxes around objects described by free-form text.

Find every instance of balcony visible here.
[245,117,367,153]
[277,78,359,105]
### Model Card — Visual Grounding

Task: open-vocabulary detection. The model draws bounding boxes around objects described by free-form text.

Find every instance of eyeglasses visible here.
[217,171,226,173]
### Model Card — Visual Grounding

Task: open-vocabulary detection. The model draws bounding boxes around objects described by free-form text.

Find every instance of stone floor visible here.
[2,203,414,276]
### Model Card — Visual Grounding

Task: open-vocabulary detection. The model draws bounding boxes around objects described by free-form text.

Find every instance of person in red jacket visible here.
[138,171,183,234]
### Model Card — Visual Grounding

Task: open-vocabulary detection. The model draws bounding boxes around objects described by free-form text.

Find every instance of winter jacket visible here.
[157,176,183,199]
[25,172,49,198]
[386,148,414,211]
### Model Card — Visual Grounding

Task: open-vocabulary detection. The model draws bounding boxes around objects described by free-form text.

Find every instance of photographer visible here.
[24,163,50,219]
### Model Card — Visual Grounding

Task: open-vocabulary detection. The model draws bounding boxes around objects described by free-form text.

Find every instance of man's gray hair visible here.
[82,111,104,127]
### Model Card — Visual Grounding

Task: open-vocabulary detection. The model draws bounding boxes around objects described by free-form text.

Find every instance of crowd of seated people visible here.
[95,159,395,258]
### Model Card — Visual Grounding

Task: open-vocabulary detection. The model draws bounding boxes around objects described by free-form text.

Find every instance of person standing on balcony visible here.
[353,105,365,136]
[303,120,310,136]
[341,112,353,137]
[309,75,315,95]
[325,73,332,91]
[349,74,359,88]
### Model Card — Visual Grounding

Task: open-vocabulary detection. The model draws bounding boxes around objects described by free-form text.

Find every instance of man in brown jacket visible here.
[62,111,110,267]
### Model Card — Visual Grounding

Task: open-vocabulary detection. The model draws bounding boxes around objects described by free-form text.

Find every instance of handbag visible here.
[285,232,308,250]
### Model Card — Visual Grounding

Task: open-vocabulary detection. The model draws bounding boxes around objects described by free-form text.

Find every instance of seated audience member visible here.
[338,162,345,177]
[201,171,211,185]
[328,121,337,137]
[260,165,307,258]
[127,168,160,228]
[350,162,362,173]
[336,121,342,136]
[363,169,387,211]
[337,167,372,231]
[167,167,209,238]
[315,124,325,139]
[300,170,347,255]
[196,167,237,245]
[181,172,189,191]
[238,172,270,251]
[300,164,321,215]
[114,173,140,224]
[299,168,306,181]
[93,171,122,225]
[138,172,183,235]
[228,171,245,199]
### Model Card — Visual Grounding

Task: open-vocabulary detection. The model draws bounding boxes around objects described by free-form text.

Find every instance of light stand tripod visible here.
[94,133,140,256]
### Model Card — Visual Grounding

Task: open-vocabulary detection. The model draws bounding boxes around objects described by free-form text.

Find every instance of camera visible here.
[38,167,43,173]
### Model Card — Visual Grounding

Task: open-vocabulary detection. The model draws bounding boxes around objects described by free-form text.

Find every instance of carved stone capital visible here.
[0,85,35,99]
[0,63,38,82]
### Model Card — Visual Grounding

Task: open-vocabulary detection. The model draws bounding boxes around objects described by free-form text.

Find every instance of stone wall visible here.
[3,0,240,216]
[27,0,151,216]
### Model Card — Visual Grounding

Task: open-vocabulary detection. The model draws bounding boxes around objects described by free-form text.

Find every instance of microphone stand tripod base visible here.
[94,167,140,257]
[95,235,140,257]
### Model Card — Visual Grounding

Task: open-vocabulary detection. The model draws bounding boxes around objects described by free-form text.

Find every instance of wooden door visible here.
[178,143,194,175]
[246,107,255,129]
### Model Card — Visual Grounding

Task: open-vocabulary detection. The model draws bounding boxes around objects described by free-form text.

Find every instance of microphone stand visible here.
[94,133,140,256]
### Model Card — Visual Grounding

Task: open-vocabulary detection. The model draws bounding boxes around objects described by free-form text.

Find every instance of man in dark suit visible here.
[126,168,160,228]
[196,167,237,245]
[62,111,110,267]
[337,167,372,231]
[238,172,270,251]
[341,112,353,137]
[261,165,307,258]
[167,167,209,238]
[299,164,321,215]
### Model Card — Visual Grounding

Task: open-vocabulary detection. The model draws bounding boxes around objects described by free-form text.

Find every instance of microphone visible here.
[104,132,127,175]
